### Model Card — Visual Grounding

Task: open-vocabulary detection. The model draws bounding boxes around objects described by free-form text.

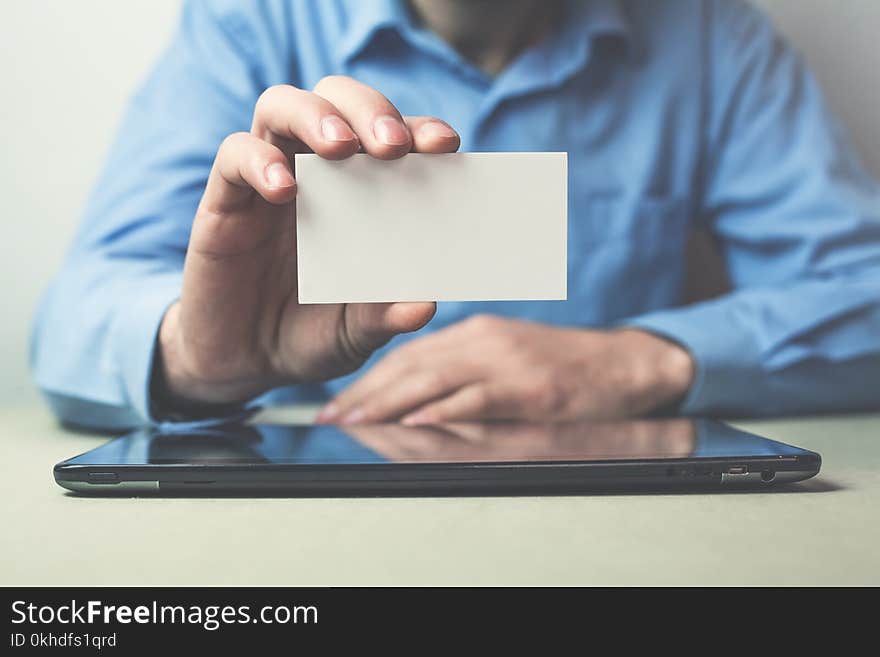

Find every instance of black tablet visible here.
[53,418,820,495]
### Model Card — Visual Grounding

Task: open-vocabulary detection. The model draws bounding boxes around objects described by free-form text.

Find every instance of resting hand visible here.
[320,315,694,425]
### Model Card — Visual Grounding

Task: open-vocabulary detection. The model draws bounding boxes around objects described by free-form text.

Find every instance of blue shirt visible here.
[31,0,880,430]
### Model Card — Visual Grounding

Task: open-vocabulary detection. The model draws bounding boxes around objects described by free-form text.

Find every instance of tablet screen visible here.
[63,418,812,466]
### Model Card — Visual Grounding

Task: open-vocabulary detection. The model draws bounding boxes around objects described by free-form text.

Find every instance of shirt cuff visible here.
[110,274,262,428]
[108,273,183,425]
[110,272,267,429]
[620,299,762,415]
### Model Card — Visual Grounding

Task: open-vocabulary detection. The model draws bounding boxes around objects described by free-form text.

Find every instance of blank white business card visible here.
[295,152,567,304]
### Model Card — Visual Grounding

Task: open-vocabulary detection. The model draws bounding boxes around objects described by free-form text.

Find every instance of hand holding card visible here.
[155,79,463,409]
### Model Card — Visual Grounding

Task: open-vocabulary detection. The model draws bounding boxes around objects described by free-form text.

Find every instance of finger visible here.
[321,343,428,421]
[315,302,435,420]
[325,318,482,417]
[400,384,514,425]
[347,302,436,352]
[343,364,477,424]
[322,337,473,423]
[404,117,461,153]
[313,75,413,159]
[320,315,496,422]
[199,132,297,217]
[251,84,360,159]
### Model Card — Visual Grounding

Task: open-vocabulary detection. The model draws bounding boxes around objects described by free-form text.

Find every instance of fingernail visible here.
[316,403,339,423]
[321,115,357,142]
[265,162,295,189]
[341,408,366,425]
[418,121,458,139]
[373,115,411,146]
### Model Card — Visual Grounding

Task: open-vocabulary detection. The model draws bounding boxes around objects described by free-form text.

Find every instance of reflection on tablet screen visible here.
[66,418,811,467]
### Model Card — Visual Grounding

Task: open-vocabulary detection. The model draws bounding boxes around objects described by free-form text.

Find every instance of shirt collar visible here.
[336,0,411,66]
[569,0,631,43]
[337,0,631,68]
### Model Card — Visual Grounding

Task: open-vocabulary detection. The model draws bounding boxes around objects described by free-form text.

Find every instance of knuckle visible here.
[254,87,275,115]
[471,386,492,412]
[390,340,423,365]
[423,368,449,392]
[379,349,406,371]
[498,331,520,352]
[313,75,352,94]
[254,85,308,126]
[466,313,497,332]
[255,84,291,110]
[218,131,250,154]
[525,372,567,416]
[520,384,545,411]
[395,361,420,382]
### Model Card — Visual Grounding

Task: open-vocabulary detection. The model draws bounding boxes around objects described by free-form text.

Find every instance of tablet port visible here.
[87,472,119,484]
[761,470,776,483]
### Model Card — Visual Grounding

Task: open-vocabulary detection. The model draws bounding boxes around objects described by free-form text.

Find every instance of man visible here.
[31,0,880,430]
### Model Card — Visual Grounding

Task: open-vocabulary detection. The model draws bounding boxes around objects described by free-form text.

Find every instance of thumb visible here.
[342,302,436,361]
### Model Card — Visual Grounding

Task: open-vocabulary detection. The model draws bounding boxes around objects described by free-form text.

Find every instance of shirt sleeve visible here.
[625,0,880,416]
[30,1,271,431]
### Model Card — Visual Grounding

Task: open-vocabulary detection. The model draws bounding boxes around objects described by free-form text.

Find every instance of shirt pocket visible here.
[572,190,691,245]
[567,190,693,318]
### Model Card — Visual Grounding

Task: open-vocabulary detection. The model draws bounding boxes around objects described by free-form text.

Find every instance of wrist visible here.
[152,303,263,414]
[611,328,695,415]
[155,303,207,404]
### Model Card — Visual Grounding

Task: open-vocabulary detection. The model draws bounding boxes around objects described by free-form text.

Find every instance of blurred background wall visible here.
[0,0,878,405]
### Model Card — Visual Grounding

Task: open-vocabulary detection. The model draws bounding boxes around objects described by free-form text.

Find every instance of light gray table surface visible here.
[1,404,877,586]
